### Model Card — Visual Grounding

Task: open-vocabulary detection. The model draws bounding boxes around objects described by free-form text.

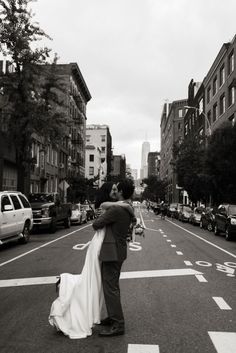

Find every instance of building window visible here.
[184,123,188,135]
[229,85,235,106]
[101,146,106,152]
[213,103,218,122]
[219,94,226,115]
[101,158,105,163]
[228,50,234,75]
[89,166,94,176]
[86,135,91,142]
[207,86,211,103]
[101,135,106,142]
[219,64,225,86]
[178,109,183,118]
[89,154,94,162]
[207,111,211,126]
[213,76,217,96]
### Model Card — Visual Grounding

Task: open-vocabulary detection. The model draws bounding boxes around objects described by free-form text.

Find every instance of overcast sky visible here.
[31,0,236,173]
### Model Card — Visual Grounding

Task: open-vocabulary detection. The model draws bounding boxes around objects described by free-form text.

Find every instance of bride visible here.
[48,182,135,339]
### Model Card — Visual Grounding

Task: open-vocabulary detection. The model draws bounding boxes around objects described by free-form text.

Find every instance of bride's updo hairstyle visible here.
[95,182,114,209]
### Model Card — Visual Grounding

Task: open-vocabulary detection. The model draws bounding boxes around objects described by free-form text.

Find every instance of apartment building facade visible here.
[85,125,112,182]
[147,151,160,178]
[160,99,188,203]
[0,62,91,196]
[29,63,91,195]
[203,35,236,133]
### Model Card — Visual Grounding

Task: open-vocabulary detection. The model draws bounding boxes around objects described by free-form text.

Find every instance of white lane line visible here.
[212,297,232,310]
[166,219,236,259]
[128,344,160,353]
[184,261,193,266]
[167,239,172,242]
[0,224,91,268]
[163,235,167,238]
[176,251,183,255]
[171,244,176,248]
[139,209,146,229]
[0,268,203,288]
[208,332,236,353]
[195,274,208,282]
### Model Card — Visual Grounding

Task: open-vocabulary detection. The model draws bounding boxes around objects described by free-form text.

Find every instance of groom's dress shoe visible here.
[99,325,125,337]
[98,317,114,326]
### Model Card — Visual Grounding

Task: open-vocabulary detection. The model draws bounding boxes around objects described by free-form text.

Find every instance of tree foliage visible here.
[0,0,67,192]
[174,123,236,204]
[173,137,213,204]
[205,123,236,204]
[142,175,166,202]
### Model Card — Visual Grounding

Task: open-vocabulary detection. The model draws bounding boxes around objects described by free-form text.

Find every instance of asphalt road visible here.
[0,207,235,353]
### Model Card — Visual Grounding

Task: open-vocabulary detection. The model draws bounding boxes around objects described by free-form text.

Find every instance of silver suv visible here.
[0,191,33,245]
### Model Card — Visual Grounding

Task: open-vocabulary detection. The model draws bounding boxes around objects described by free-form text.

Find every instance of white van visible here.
[0,191,33,245]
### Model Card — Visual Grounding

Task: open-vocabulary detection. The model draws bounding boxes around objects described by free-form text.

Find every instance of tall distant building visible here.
[148,151,160,178]
[140,141,150,179]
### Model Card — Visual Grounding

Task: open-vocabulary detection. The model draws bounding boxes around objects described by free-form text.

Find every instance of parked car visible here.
[28,192,72,233]
[178,205,192,222]
[81,203,96,221]
[167,203,178,218]
[0,191,33,245]
[200,207,216,231]
[70,203,87,225]
[214,204,236,240]
[189,207,205,225]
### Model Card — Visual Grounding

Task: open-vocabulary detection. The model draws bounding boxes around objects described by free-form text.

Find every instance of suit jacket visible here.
[92,205,134,262]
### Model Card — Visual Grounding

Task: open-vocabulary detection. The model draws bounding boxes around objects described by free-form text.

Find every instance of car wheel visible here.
[225,227,232,241]
[19,222,30,244]
[49,217,57,233]
[207,223,213,232]
[64,215,71,229]
[214,224,219,235]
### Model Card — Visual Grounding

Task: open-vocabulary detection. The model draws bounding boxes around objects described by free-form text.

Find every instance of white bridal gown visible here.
[48,228,105,339]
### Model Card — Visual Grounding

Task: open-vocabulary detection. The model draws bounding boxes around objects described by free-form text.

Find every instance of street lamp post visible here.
[184,106,212,136]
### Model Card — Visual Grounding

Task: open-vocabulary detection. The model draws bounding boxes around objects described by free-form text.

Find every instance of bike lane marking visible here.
[0,224,92,268]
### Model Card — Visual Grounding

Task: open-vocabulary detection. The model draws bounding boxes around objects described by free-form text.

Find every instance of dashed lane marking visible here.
[176,251,183,255]
[0,268,203,288]
[184,261,193,266]
[208,332,236,353]
[128,344,160,353]
[171,244,176,248]
[166,219,236,259]
[195,274,208,282]
[212,297,232,310]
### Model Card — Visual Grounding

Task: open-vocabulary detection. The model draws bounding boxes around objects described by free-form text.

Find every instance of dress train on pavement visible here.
[48,228,105,339]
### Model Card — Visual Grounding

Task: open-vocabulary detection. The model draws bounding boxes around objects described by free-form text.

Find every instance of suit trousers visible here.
[101,261,124,326]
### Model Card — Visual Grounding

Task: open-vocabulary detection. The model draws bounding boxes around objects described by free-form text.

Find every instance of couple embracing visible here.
[49,179,136,339]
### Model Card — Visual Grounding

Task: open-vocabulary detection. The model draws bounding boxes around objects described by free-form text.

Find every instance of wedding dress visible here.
[48,228,105,339]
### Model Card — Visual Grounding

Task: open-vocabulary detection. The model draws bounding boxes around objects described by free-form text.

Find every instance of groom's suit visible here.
[93,205,133,326]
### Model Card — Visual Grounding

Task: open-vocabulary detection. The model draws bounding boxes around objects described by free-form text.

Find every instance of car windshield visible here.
[28,193,54,203]
[72,204,79,210]
[229,205,236,215]
[183,206,192,212]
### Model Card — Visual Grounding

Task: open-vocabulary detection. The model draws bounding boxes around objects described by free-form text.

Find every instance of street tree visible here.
[205,123,236,204]
[0,0,67,193]
[173,138,212,204]
[142,175,166,202]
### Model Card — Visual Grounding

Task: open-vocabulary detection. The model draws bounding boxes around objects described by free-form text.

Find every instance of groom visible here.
[92,178,135,337]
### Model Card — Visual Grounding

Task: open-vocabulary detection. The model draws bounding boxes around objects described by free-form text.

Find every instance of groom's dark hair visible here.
[117,178,135,200]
